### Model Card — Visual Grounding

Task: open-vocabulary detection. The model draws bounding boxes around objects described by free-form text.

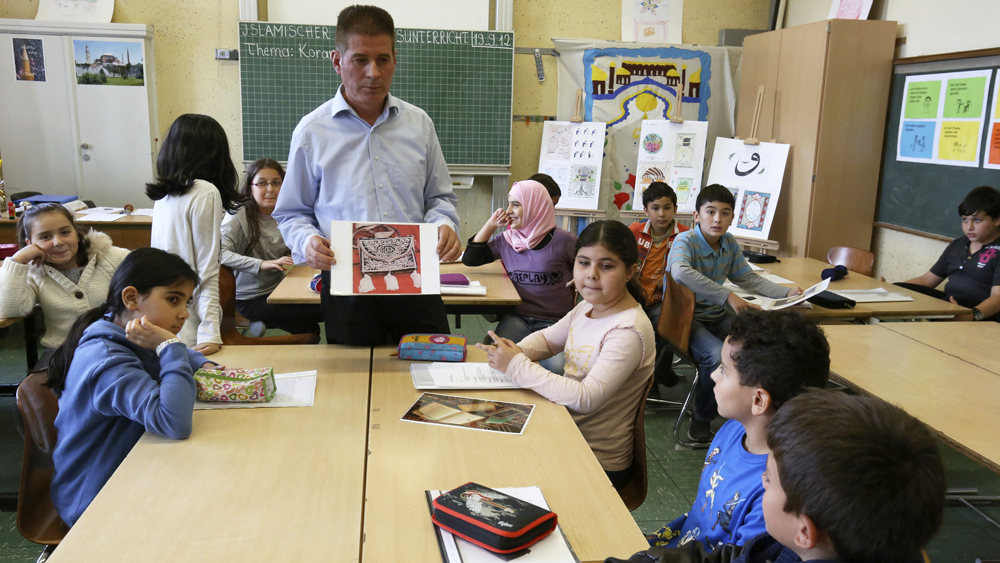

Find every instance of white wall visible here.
[783,0,1000,280]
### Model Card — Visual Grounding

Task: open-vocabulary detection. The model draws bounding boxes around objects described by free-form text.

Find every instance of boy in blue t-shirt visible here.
[608,391,946,563]
[646,309,830,551]
[667,185,802,443]
[898,185,1000,322]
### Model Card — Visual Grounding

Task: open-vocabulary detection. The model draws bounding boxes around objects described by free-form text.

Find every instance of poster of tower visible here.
[632,118,708,212]
[705,138,789,241]
[327,221,441,296]
[12,38,45,82]
[73,39,145,86]
[537,121,607,210]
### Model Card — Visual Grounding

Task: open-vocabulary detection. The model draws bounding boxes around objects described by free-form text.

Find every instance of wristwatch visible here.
[972,307,984,321]
[156,338,182,356]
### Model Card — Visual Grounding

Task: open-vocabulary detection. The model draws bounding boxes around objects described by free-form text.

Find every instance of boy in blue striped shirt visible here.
[666,185,801,443]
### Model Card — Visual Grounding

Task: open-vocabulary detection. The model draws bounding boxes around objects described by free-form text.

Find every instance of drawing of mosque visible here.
[591,60,701,99]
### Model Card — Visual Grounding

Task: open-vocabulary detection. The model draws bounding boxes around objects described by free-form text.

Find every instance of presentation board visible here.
[238,22,513,169]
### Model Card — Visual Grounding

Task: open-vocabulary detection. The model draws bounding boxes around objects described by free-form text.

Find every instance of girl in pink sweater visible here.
[479,220,655,489]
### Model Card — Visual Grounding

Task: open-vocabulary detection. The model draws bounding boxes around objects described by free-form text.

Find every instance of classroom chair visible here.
[651,273,706,448]
[218,266,320,345]
[827,246,875,277]
[16,371,70,560]
[618,376,655,511]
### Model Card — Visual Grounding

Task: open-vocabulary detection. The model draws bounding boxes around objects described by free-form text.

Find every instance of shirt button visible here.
[374,156,379,161]
[379,184,384,188]
[383,212,389,217]
[74,291,84,299]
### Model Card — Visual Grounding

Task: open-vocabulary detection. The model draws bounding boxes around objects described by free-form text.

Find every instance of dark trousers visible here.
[236,295,322,336]
[320,270,450,345]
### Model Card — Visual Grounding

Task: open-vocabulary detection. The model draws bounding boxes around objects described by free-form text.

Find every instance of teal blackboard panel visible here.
[238,22,513,167]
[878,61,1000,238]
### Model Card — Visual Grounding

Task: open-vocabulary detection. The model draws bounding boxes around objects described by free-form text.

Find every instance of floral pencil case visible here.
[398,334,467,362]
[194,367,276,403]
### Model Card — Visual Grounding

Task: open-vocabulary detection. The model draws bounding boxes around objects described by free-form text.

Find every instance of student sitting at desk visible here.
[463,179,576,373]
[667,185,801,444]
[478,220,654,489]
[221,158,321,336]
[0,203,129,353]
[529,172,561,206]
[897,185,1000,322]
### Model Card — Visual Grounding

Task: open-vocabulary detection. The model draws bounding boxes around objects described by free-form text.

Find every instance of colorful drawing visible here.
[401,393,535,435]
[544,124,573,160]
[643,133,664,154]
[352,223,422,294]
[904,80,940,119]
[899,121,935,159]
[73,39,144,86]
[675,133,696,167]
[828,0,873,20]
[676,177,693,204]
[738,191,770,232]
[570,165,598,198]
[989,123,1000,167]
[938,122,979,162]
[943,76,987,119]
[12,38,45,82]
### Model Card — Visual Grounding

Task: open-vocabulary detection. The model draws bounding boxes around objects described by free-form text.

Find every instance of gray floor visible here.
[0,316,998,561]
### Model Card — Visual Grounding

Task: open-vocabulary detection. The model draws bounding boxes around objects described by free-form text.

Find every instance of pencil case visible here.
[397,334,467,362]
[807,290,856,309]
[194,367,276,402]
[432,482,558,555]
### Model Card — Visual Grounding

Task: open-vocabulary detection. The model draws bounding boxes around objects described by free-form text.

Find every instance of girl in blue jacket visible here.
[48,247,216,527]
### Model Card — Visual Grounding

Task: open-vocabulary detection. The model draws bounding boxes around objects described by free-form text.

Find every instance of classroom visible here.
[0,0,999,562]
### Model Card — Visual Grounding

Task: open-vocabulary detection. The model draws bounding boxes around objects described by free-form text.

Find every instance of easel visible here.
[731,85,781,253]
[570,89,584,123]
[670,82,684,124]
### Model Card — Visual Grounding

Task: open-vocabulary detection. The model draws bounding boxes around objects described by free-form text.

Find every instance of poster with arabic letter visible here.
[538,121,607,211]
[896,70,992,168]
[328,221,441,296]
[985,76,1000,170]
[705,138,789,241]
[632,118,708,212]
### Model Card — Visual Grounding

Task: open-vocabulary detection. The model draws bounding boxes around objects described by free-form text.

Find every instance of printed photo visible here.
[402,393,535,435]
[352,223,422,295]
[12,38,45,82]
[73,39,144,86]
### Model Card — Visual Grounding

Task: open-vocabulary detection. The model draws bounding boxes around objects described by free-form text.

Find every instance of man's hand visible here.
[261,256,294,272]
[726,292,761,314]
[785,286,803,297]
[475,330,523,372]
[306,235,336,270]
[437,225,462,263]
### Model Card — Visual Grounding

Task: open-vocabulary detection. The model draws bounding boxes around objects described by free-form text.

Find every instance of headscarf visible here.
[502,180,556,252]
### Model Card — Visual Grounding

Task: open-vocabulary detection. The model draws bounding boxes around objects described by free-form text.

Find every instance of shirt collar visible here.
[642,219,679,236]
[693,224,721,257]
[330,85,400,124]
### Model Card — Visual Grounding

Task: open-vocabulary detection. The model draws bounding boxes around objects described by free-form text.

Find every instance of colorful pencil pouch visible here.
[194,367,276,403]
[397,334,467,362]
[432,482,558,554]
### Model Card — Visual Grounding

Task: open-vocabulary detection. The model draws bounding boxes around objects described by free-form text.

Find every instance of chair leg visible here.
[36,545,56,563]
[672,374,709,449]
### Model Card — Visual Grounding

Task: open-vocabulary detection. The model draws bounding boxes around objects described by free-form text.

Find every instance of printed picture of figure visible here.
[12,38,45,82]
[570,165,597,198]
[352,223,422,295]
[910,135,926,152]
[675,133,696,167]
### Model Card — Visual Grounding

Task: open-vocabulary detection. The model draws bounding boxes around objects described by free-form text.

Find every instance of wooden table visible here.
[268,262,523,318]
[879,322,1000,376]
[363,346,649,563]
[823,324,1000,473]
[762,257,971,320]
[48,345,373,563]
[1,214,152,250]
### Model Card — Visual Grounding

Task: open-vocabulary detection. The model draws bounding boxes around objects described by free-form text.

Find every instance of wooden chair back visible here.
[218,266,320,345]
[618,376,654,511]
[16,372,70,545]
[826,246,874,277]
[656,273,696,358]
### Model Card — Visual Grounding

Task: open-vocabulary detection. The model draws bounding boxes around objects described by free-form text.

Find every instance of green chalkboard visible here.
[878,58,1000,238]
[238,22,513,168]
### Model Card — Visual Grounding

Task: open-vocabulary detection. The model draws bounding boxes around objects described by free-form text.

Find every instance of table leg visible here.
[454,314,462,329]
[23,314,39,370]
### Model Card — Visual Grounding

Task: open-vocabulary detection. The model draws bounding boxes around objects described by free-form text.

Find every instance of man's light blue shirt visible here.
[274,87,459,263]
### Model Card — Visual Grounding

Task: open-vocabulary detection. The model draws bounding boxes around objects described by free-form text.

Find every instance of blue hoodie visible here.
[51,316,208,526]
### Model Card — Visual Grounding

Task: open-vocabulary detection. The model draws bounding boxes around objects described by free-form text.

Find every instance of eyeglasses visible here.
[253,180,282,188]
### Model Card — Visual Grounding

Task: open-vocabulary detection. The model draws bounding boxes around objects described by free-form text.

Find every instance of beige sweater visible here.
[507,301,655,471]
[0,231,129,348]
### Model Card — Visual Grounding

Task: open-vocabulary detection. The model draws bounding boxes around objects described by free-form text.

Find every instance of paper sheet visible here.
[411,362,519,389]
[78,213,126,222]
[830,288,914,303]
[728,278,828,311]
[440,281,487,296]
[429,487,580,563]
[76,206,123,214]
[194,370,317,410]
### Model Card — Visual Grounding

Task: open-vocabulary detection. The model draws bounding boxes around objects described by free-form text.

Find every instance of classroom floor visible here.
[0,316,998,562]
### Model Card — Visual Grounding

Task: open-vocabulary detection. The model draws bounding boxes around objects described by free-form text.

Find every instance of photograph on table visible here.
[632,118,708,212]
[327,221,442,296]
[706,137,789,241]
[402,392,535,435]
[538,121,607,210]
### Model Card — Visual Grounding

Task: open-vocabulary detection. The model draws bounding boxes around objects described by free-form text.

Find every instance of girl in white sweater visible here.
[479,220,655,489]
[0,203,129,350]
[147,114,248,355]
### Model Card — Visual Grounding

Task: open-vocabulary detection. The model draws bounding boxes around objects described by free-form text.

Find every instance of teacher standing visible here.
[274,4,461,345]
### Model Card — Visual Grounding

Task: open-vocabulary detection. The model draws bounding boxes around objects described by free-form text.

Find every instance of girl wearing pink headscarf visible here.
[463,180,577,373]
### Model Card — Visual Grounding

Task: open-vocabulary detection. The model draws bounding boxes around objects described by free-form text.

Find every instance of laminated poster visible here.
[985,77,1000,170]
[327,221,441,296]
[632,119,708,213]
[896,70,993,168]
[706,138,789,241]
[538,121,607,211]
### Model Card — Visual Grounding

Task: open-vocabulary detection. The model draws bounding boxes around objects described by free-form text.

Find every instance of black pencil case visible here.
[742,250,779,264]
[432,482,558,554]
[808,290,856,309]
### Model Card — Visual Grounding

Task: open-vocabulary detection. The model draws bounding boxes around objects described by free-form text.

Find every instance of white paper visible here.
[411,362,520,390]
[440,281,487,296]
[36,0,114,23]
[539,121,607,211]
[707,138,790,241]
[633,119,709,213]
[757,273,794,284]
[327,221,441,296]
[430,487,580,563]
[896,70,993,168]
[621,0,683,44]
[827,0,873,20]
[830,288,914,303]
[79,213,126,222]
[131,208,155,216]
[194,371,317,410]
[76,206,123,214]
[728,278,828,311]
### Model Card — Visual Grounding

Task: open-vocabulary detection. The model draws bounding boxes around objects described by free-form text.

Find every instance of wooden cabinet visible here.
[736,20,896,259]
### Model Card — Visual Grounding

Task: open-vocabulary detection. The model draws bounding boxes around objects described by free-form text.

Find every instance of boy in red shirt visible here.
[630,182,689,393]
